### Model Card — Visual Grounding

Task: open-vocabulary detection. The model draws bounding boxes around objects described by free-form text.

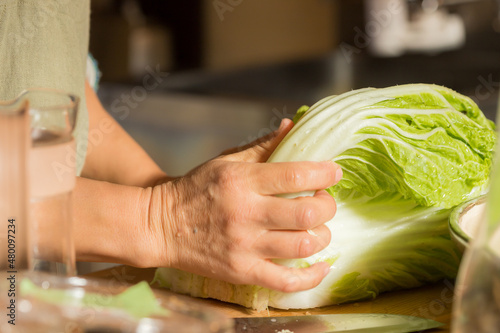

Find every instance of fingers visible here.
[250,161,342,195]
[249,260,331,293]
[253,225,331,259]
[259,190,336,230]
[225,119,294,162]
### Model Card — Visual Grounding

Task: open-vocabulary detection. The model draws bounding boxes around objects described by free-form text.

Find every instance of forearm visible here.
[74,82,175,266]
[81,81,172,187]
[73,177,162,267]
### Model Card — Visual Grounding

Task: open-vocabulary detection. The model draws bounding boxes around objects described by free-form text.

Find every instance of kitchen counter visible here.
[87,265,453,332]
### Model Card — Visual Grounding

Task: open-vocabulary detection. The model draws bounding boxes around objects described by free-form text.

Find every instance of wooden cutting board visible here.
[87,265,453,332]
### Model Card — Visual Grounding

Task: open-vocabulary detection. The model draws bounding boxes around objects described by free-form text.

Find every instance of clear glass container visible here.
[452,95,500,332]
[1,89,78,276]
[0,271,234,333]
[24,88,79,276]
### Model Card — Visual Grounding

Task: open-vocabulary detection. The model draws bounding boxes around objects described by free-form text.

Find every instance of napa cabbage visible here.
[154,84,496,310]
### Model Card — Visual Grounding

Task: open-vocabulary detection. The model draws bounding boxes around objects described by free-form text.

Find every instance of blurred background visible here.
[82,0,500,273]
[91,0,500,175]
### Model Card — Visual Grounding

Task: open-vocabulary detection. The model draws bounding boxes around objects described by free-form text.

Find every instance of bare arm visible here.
[73,177,155,266]
[80,81,169,187]
[74,82,167,265]
[73,82,343,292]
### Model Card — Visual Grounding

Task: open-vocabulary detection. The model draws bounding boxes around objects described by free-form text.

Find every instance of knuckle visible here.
[297,235,315,258]
[228,233,244,249]
[224,207,241,225]
[280,274,301,293]
[297,204,316,229]
[227,226,258,253]
[217,163,239,188]
[212,163,250,201]
[228,254,246,273]
[225,199,256,228]
[284,167,306,188]
[242,260,263,283]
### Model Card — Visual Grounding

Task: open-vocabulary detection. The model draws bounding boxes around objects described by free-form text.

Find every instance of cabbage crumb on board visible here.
[153,84,496,310]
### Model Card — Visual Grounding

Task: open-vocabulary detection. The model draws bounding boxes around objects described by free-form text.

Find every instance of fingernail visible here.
[307,229,318,237]
[335,166,343,182]
[278,119,287,131]
[323,263,331,276]
[323,161,342,182]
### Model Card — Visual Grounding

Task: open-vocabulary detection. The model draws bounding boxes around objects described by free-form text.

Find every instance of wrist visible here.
[74,178,158,268]
[137,181,180,269]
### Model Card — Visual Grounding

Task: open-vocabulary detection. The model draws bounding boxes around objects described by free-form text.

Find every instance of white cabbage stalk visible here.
[154,84,496,310]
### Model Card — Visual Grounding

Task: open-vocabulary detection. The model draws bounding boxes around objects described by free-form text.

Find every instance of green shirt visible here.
[0,0,90,175]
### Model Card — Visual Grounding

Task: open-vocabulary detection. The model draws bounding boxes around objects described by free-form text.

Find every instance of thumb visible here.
[224,118,294,163]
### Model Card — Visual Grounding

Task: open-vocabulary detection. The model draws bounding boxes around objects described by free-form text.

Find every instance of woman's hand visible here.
[144,119,342,293]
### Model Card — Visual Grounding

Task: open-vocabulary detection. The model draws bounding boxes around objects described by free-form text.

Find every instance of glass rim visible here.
[0,88,79,112]
[19,88,80,112]
[0,98,29,115]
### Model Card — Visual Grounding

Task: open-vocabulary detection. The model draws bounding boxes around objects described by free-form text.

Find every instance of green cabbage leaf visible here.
[154,84,496,310]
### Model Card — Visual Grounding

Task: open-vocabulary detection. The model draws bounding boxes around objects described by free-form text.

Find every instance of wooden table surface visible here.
[87,265,454,332]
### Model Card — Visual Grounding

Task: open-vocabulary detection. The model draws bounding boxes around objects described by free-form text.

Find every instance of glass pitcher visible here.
[0,88,79,277]
[27,89,79,276]
[452,95,500,332]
